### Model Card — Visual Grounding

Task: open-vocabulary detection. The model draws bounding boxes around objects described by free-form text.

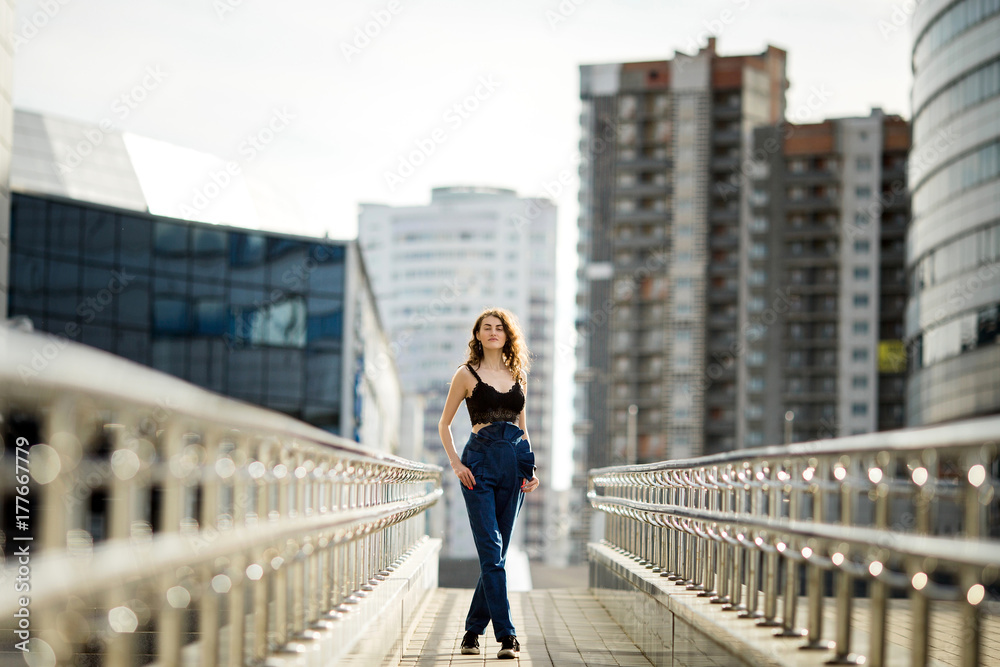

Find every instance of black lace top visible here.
[464,364,525,425]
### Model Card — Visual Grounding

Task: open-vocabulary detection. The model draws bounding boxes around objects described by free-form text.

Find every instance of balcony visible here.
[713,129,741,145]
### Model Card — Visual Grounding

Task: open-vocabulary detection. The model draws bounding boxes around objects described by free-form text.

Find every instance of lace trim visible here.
[469,408,521,425]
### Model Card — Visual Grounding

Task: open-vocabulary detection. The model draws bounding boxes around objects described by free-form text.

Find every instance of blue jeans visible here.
[460,422,535,640]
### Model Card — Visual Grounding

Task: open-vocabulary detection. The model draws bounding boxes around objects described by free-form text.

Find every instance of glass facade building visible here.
[9,193,349,431]
[906,0,1000,424]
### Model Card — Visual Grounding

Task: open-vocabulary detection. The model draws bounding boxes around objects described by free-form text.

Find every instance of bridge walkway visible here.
[399,588,653,667]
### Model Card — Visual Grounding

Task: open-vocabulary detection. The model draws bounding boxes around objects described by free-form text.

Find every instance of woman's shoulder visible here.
[454,363,478,383]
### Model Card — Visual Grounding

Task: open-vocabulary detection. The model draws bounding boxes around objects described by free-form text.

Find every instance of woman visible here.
[438,307,540,660]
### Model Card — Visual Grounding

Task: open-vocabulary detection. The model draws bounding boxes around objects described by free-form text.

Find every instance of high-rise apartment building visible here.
[906,0,1000,424]
[747,110,909,444]
[573,39,786,561]
[358,187,559,564]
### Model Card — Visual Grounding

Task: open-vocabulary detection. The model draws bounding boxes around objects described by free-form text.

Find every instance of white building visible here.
[358,186,559,563]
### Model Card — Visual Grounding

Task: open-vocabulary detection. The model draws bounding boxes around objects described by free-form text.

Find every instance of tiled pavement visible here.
[397,588,653,667]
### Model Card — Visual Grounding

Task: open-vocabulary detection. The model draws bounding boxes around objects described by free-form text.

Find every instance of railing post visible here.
[740,464,763,619]
[199,433,222,667]
[908,450,933,667]
[685,471,704,591]
[867,453,889,667]
[758,462,782,628]
[802,459,834,651]
[828,457,862,664]
[715,466,733,606]
[724,464,747,613]
[777,460,806,637]
[960,451,988,667]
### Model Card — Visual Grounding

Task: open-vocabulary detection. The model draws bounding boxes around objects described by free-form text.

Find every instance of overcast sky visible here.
[13,0,916,482]
[14,0,914,240]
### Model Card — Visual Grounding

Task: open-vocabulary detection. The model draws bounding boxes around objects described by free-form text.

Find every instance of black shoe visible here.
[460,630,480,655]
[497,635,519,659]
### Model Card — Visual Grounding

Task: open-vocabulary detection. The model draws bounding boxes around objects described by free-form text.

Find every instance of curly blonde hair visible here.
[464,307,531,384]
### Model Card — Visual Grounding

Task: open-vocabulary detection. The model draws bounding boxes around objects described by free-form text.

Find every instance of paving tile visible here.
[394,588,652,666]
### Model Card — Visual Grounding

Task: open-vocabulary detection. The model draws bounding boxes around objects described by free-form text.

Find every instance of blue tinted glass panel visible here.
[154,273,188,297]
[305,351,341,405]
[191,279,226,298]
[47,315,81,341]
[193,228,227,255]
[229,285,264,307]
[192,228,227,281]
[153,298,191,335]
[80,325,114,352]
[47,257,80,317]
[227,348,264,402]
[252,298,306,347]
[116,329,151,365]
[154,222,190,275]
[152,339,188,378]
[188,339,225,393]
[49,203,82,259]
[10,252,45,302]
[266,348,305,406]
[11,196,47,253]
[308,252,345,295]
[195,299,227,335]
[119,216,152,270]
[118,274,151,329]
[81,265,123,325]
[307,311,343,343]
[267,239,310,290]
[230,232,266,285]
[83,209,116,266]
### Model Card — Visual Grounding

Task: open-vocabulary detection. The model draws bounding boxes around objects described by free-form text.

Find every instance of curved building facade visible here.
[906,0,1000,424]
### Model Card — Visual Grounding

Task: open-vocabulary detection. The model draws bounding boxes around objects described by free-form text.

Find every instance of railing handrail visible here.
[1,325,442,664]
[588,414,1000,666]
[0,489,441,616]
[589,412,1000,475]
[0,326,438,473]
[587,493,1000,571]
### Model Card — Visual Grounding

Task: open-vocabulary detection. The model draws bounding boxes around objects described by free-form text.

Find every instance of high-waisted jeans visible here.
[460,421,535,640]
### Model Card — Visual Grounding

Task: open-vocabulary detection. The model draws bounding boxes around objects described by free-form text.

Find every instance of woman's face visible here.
[478,315,507,351]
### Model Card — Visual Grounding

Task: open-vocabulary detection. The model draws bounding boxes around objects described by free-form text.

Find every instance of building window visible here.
[854,266,870,280]
[749,269,766,286]
[851,402,868,416]
[853,294,869,307]
[855,239,871,253]
[852,348,869,362]
[748,376,764,392]
[856,156,872,171]
[856,186,872,198]
[750,215,768,232]
[852,375,868,388]
[853,320,869,335]
[747,351,765,367]
[750,242,767,259]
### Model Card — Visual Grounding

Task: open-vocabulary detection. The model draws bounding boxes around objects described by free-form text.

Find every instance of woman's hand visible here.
[451,460,476,490]
[521,474,540,493]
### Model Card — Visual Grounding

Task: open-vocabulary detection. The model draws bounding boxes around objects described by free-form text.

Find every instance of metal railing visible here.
[0,327,442,665]
[589,417,1000,667]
